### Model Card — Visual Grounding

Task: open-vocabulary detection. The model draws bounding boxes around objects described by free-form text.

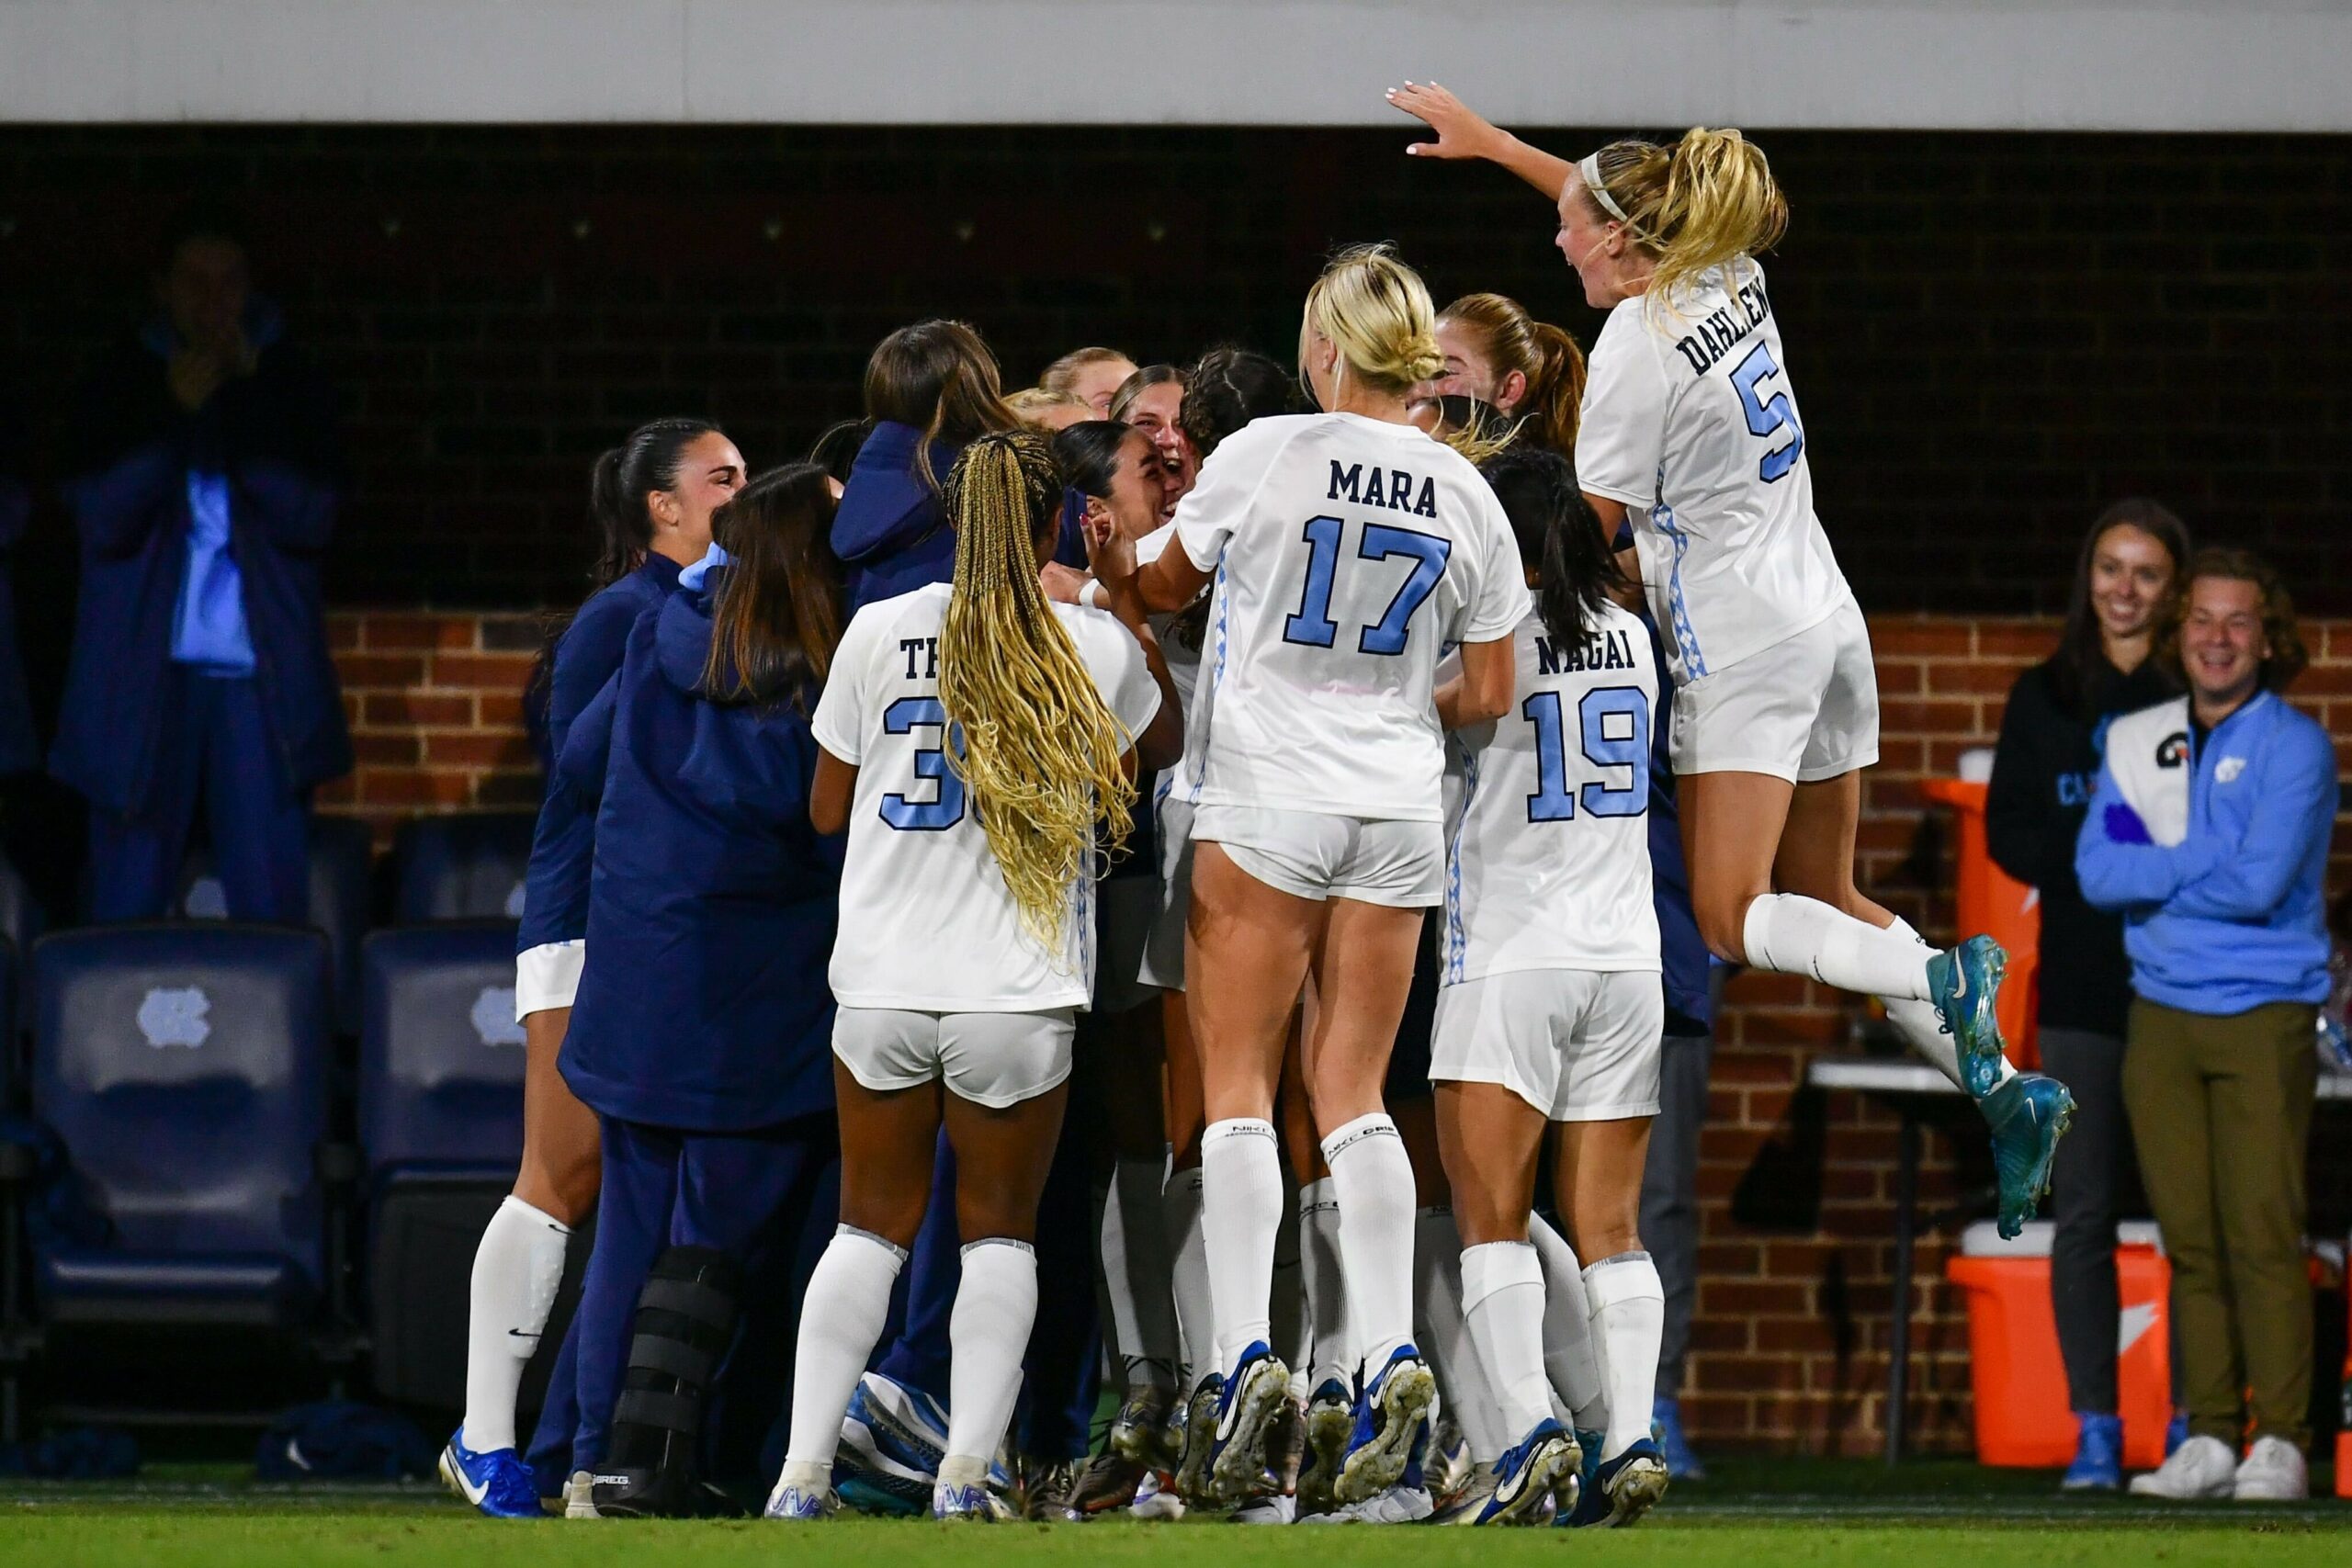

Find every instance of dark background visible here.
[2,125,2345,620]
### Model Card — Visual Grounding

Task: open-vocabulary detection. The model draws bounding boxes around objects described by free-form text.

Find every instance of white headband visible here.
[1577,152,1633,225]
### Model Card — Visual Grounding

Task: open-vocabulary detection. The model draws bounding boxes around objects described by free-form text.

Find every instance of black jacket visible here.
[1985,652,2175,1037]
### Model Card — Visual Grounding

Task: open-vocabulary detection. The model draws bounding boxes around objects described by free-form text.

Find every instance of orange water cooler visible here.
[1945,1222,2173,1468]
[1920,770,2041,1069]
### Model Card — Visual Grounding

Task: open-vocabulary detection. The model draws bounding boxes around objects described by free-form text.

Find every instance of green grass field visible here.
[5,1460,2346,1567]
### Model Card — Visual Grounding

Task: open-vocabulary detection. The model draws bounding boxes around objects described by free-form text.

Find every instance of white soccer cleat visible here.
[1231,1490,1296,1525]
[2128,1434,2237,1500]
[561,1469,600,1519]
[2230,1435,2308,1502]
[1298,1483,1433,1525]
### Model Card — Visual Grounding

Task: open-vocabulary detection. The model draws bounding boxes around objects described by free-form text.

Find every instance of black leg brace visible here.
[592,1246,742,1518]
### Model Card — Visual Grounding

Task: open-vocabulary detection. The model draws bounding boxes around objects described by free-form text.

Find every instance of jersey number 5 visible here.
[878,696,966,831]
[1524,686,1651,822]
[1729,342,1804,483]
[1283,516,1453,655]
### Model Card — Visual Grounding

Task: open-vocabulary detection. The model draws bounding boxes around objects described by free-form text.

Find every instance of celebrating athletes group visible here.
[437,85,2077,1529]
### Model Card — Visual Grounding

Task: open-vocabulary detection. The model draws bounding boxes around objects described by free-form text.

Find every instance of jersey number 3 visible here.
[878,696,966,831]
[1283,516,1453,655]
[1524,686,1651,822]
[1729,342,1804,483]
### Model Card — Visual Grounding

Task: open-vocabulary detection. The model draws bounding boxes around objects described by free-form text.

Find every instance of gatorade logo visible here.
[2119,1302,2157,1355]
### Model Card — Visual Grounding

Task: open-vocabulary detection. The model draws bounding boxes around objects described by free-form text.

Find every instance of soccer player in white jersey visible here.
[1388,83,2075,1235]
[1427,446,1668,1527]
[766,431,1181,1523]
[1093,246,1530,1510]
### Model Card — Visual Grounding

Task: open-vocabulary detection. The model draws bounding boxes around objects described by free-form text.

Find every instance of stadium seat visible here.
[390,812,537,925]
[175,816,377,1036]
[29,925,334,1328]
[356,922,527,1407]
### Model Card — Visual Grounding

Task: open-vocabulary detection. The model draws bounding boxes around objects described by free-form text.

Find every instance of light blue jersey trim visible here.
[1650,478,1706,678]
[1442,743,1479,985]
[1184,552,1231,806]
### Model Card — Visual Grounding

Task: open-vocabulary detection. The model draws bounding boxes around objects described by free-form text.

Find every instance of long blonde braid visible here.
[938,431,1138,955]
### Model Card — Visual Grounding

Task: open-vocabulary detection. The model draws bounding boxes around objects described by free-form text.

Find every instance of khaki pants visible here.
[2122,997,2318,1448]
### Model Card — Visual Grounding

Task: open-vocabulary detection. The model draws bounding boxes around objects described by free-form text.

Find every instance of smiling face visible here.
[2086,523,2176,649]
[2178,572,2269,712]
[1094,427,1171,542]
[648,431,747,558]
[1122,380,1197,512]
[1555,170,1649,309]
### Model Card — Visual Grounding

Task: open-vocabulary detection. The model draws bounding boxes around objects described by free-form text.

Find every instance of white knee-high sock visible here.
[947,1238,1038,1467]
[1461,1240,1552,1441]
[1202,1118,1283,1371]
[1583,1251,1666,1463]
[1165,1164,1214,1388]
[1271,1170,1306,1379]
[1102,1156,1181,1393]
[1415,1206,1508,1464]
[1321,1113,1418,1373]
[1741,894,1934,1001]
[1297,1178,1351,1392]
[1529,1213,1607,1431]
[1877,915,2018,1095]
[462,1195,571,1452]
[785,1226,907,1468]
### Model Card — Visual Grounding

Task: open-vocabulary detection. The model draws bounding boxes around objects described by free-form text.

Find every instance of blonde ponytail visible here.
[937,432,1137,955]
[1300,243,1446,401]
[1581,128,1789,309]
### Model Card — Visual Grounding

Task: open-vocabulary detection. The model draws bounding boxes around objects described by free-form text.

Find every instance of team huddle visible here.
[439,84,2077,1529]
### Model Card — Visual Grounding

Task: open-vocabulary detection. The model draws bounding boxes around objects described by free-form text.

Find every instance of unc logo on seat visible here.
[137,986,212,1049]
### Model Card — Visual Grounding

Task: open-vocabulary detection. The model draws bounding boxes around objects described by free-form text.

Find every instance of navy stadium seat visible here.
[357,922,527,1406]
[0,850,41,1043]
[390,812,537,924]
[175,816,376,1036]
[30,925,334,1327]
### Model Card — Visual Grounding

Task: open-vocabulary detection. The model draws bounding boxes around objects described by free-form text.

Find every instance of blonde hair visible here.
[937,432,1138,953]
[1040,346,1136,399]
[1007,386,1091,425]
[1437,292,1588,457]
[1299,243,1446,402]
[1581,128,1788,309]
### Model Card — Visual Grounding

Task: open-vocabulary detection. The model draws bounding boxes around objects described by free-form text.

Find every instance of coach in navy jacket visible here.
[51,223,347,923]
[553,545,842,1475]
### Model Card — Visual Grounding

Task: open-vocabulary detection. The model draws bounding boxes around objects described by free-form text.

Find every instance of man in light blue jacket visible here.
[2075,548,2335,1504]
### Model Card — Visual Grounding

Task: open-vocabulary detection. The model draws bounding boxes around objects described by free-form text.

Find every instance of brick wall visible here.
[325,606,2352,1453]
[1,127,2346,616]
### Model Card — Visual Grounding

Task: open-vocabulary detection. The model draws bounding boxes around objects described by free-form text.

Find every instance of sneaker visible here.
[1928,935,2009,1098]
[2062,1412,2123,1492]
[1982,1073,2075,1240]
[763,1464,839,1521]
[1300,1482,1434,1524]
[835,1372,947,1517]
[1174,1371,1225,1504]
[1231,1490,1295,1525]
[1336,1347,1437,1505]
[1652,1395,1706,1483]
[1297,1378,1352,1517]
[1456,1420,1577,1526]
[2127,1433,2236,1499]
[1110,1385,1179,1472]
[1208,1343,1294,1505]
[1429,1462,1497,1524]
[439,1429,545,1518]
[1130,1467,1186,1521]
[2231,1435,2308,1502]
[1558,1438,1668,1528]
[1065,1450,1148,1518]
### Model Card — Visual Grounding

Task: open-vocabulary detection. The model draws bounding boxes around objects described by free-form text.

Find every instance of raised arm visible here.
[1386,80,1576,200]
[1085,513,1185,772]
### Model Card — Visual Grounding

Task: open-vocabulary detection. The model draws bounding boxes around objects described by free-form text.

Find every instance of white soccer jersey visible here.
[1441,603,1661,984]
[813,582,1162,1012]
[1136,524,1202,712]
[1170,412,1528,822]
[1577,260,1849,686]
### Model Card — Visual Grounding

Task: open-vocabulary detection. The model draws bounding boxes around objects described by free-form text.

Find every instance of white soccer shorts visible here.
[1668,594,1880,783]
[1430,967,1665,1121]
[1137,791,1193,992]
[831,1006,1077,1109]
[1192,805,1444,908]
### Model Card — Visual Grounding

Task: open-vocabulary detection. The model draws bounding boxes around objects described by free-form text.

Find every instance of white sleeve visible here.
[810,607,874,763]
[1459,498,1533,644]
[1171,421,1283,571]
[1088,618,1163,740]
[1136,523,1175,566]
[1576,306,1673,510]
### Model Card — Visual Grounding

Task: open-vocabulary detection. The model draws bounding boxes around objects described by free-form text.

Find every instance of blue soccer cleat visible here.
[1207,1342,1294,1505]
[1558,1437,1668,1528]
[933,1472,1014,1521]
[1336,1345,1438,1505]
[2062,1411,2123,1492]
[439,1428,545,1518]
[763,1462,840,1521]
[1652,1395,1706,1482]
[1984,1072,2075,1239]
[833,1371,947,1516]
[1462,1418,1577,1526]
[1928,935,2010,1100]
